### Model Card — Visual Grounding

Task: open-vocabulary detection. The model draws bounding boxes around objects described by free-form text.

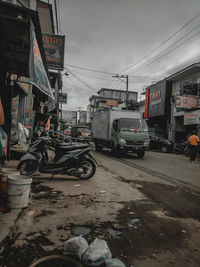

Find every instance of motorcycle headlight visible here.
[119,139,126,145]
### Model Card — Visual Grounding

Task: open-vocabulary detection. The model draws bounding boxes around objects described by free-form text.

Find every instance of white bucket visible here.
[7,175,32,209]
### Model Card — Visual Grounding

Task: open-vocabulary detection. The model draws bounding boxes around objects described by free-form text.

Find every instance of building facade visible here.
[167,63,200,142]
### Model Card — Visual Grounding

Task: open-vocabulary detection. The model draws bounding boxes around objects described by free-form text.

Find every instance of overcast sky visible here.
[57,0,200,111]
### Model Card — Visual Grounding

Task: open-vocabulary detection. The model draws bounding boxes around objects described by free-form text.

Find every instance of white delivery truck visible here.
[92,110,149,158]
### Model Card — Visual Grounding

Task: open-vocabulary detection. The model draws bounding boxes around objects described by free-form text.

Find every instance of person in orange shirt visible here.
[188,131,200,161]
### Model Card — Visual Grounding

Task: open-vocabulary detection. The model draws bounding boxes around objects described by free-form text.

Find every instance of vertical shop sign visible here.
[25,110,36,138]
[42,33,65,70]
[148,80,166,117]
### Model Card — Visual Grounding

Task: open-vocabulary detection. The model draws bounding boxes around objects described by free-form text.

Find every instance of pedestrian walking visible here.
[188,131,200,162]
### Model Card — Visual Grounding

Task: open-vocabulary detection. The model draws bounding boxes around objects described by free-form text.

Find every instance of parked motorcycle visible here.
[17,136,98,180]
[175,142,186,154]
[183,141,191,157]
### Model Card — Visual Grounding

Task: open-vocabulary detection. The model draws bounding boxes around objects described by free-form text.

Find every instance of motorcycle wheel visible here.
[78,157,96,180]
[19,160,38,176]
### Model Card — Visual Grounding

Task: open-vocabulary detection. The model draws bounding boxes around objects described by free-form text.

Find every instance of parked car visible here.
[149,133,174,153]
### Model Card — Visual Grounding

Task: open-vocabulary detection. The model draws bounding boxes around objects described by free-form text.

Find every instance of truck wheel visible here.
[137,150,145,158]
[111,144,120,155]
[95,143,102,152]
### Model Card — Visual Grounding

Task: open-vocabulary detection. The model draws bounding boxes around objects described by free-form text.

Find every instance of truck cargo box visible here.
[92,110,141,140]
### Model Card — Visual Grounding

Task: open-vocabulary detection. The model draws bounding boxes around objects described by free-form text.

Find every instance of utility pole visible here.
[112,74,129,110]
[77,107,83,125]
[60,72,69,131]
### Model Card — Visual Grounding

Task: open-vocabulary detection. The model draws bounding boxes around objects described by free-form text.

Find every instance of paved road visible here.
[97,150,200,190]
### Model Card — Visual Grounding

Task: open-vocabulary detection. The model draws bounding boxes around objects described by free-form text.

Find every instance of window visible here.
[180,82,199,96]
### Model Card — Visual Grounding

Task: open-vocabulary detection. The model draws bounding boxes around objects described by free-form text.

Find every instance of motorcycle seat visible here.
[56,142,89,151]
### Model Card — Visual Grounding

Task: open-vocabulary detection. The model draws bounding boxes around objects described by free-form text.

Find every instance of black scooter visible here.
[17,136,98,180]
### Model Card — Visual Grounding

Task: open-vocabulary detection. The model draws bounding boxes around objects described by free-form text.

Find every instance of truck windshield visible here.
[119,118,148,132]
[76,128,90,134]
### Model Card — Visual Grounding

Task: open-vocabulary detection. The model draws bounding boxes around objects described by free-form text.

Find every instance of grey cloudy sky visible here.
[58,0,200,111]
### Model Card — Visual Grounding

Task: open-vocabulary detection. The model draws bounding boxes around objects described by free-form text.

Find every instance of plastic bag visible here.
[24,127,29,138]
[18,122,26,145]
[63,236,88,260]
[105,259,126,267]
[82,238,112,266]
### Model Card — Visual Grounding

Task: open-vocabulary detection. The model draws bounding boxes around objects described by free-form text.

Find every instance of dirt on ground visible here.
[1,167,200,267]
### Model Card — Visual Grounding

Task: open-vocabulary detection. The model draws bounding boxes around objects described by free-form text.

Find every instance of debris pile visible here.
[63,236,126,266]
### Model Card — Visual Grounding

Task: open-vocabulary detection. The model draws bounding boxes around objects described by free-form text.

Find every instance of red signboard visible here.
[144,88,150,119]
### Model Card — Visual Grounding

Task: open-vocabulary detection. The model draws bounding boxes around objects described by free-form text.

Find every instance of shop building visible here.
[166,63,200,142]
[0,0,56,161]
[144,79,172,137]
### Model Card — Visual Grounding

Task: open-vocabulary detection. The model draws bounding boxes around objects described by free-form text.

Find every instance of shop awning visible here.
[0,1,55,103]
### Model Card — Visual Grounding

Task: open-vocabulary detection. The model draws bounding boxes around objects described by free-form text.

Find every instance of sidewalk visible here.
[0,142,29,245]
[0,159,22,245]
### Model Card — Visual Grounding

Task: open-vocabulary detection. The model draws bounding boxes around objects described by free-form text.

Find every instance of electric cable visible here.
[122,11,200,74]
[66,69,96,92]
[65,64,164,79]
[68,75,89,104]
[129,25,200,74]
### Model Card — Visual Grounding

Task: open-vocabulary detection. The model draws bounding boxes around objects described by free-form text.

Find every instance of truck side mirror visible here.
[113,120,119,131]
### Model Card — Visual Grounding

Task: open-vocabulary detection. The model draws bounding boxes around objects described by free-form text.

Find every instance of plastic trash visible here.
[63,236,88,260]
[82,238,112,266]
[18,122,26,145]
[24,127,29,138]
[105,258,126,267]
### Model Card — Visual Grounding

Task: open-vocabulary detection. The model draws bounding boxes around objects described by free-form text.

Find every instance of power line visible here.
[66,68,114,82]
[68,76,89,104]
[66,69,96,91]
[65,64,164,79]
[129,25,200,74]
[122,11,200,74]
[65,64,116,75]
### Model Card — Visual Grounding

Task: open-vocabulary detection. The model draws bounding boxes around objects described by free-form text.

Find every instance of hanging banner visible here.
[16,76,30,95]
[176,96,198,109]
[25,110,36,138]
[42,33,65,70]
[29,20,55,105]
[184,110,200,125]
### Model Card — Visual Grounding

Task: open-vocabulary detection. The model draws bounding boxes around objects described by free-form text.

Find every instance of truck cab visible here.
[111,117,149,157]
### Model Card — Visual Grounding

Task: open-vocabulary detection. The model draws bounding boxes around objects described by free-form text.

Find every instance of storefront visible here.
[0,1,55,161]
[167,63,200,142]
[144,79,172,137]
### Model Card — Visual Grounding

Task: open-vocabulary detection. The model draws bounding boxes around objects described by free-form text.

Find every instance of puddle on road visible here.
[128,218,141,229]
[106,228,122,239]
[136,200,157,206]
[72,226,91,236]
